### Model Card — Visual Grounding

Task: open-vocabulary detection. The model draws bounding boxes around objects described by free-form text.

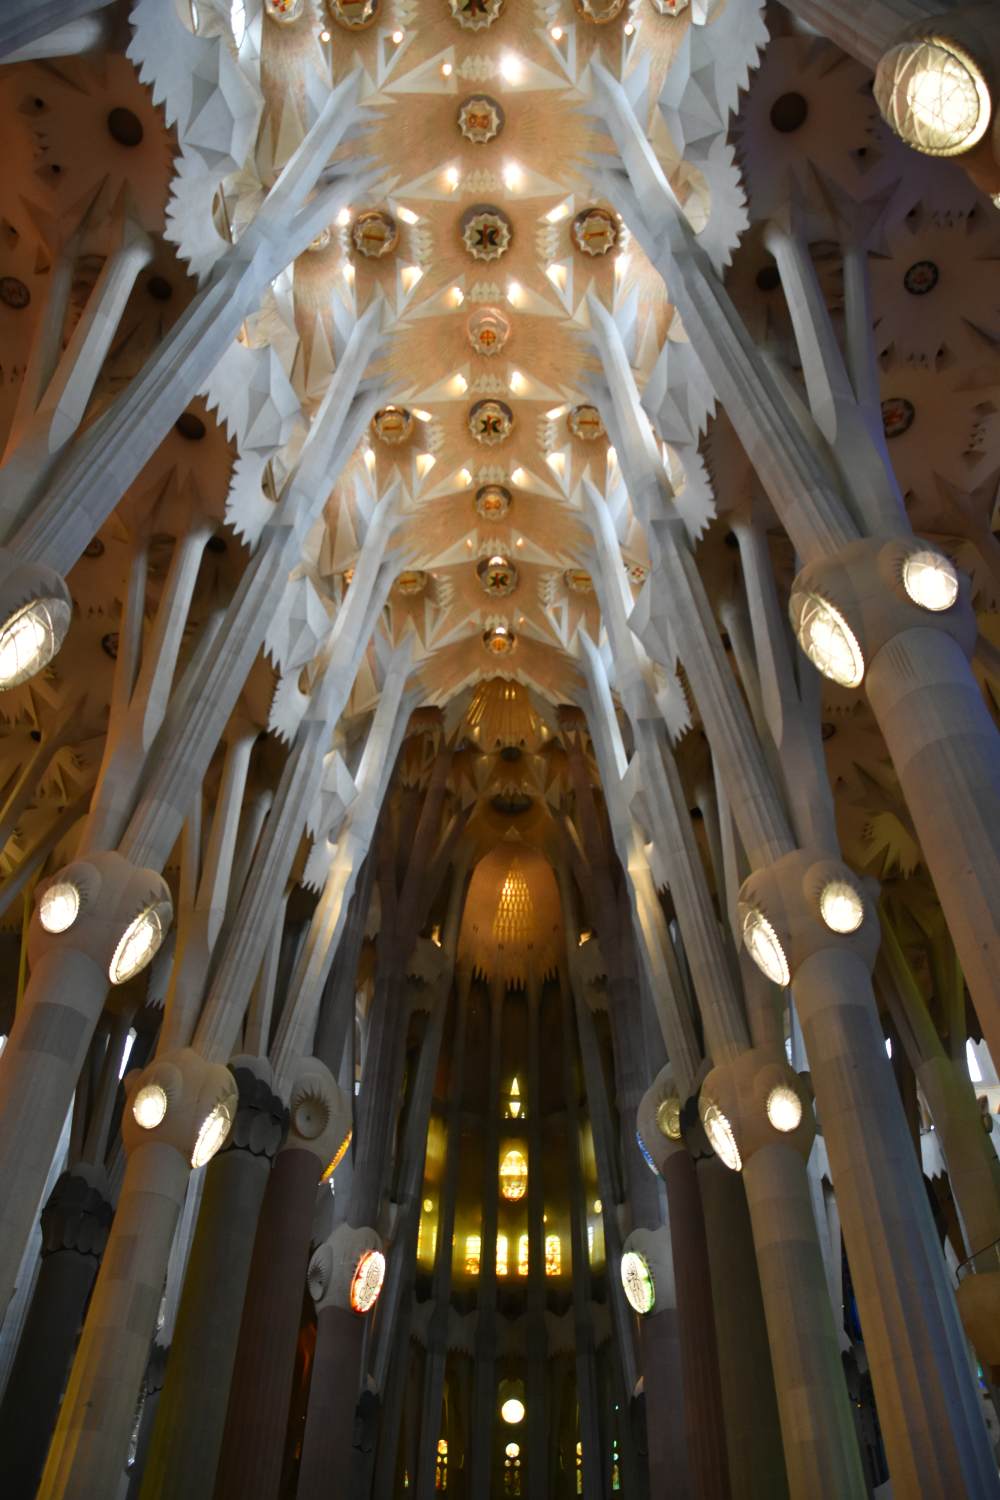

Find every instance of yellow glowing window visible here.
[494,868,533,945]
[518,1233,529,1276]
[500,1149,528,1202]
[435,1437,448,1491]
[497,1233,509,1276]
[465,1234,481,1276]
[545,1234,561,1277]
[506,1076,523,1119]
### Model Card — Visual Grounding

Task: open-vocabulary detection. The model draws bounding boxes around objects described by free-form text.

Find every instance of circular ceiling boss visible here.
[449,0,504,29]
[475,483,512,519]
[568,405,606,441]
[326,0,379,27]
[351,210,398,259]
[572,206,620,257]
[461,205,513,262]
[467,307,511,356]
[458,95,505,144]
[469,399,514,445]
[477,555,519,598]
[372,406,414,444]
[574,0,626,22]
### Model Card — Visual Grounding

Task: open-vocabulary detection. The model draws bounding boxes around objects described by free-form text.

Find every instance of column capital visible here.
[29,849,172,986]
[39,1164,112,1259]
[122,1047,238,1167]
[222,1056,289,1162]
[738,847,880,985]
[790,536,976,690]
[307,1224,385,1315]
[699,1048,815,1171]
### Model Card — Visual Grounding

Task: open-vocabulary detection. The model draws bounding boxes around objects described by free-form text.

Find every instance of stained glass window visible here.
[545,1234,561,1276]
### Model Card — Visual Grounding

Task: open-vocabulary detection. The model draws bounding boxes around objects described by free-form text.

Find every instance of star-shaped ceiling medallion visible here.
[458,95,505,143]
[326,0,380,28]
[449,0,505,30]
[478,554,519,597]
[461,206,513,262]
[568,405,606,440]
[352,211,399,259]
[469,400,514,445]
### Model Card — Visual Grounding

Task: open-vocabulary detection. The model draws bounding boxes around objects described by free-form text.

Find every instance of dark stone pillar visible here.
[141,1063,286,1500]
[661,1149,731,1499]
[297,1304,366,1499]
[214,1145,320,1500]
[126,1340,168,1499]
[0,1165,112,1500]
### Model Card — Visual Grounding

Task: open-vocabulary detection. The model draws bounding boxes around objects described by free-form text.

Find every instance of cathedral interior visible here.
[1,1,1000,1497]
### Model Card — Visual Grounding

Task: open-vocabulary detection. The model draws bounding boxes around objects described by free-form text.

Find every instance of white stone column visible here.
[36,1050,238,1500]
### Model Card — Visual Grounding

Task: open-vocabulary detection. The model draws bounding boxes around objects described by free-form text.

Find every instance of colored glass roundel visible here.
[461,205,513,262]
[468,306,511,356]
[326,0,379,28]
[352,210,398,259]
[395,569,428,596]
[881,396,915,439]
[476,483,512,519]
[478,555,518,598]
[574,0,626,22]
[568,405,605,441]
[449,0,504,29]
[372,406,414,444]
[458,95,505,143]
[621,1250,655,1314]
[265,0,305,22]
[350,1248,386,1313]
[469,399,514,446]
[572,206,619,257]
[483,623,516,656]
[904,259,939,295]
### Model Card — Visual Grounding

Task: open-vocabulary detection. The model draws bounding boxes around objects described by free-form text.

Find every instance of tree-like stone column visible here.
[138,1059,287,1500]
[297,1225,385,1499]
[214,1060,351,1500]
[0,1166,112,1500]
[36,1049,238,1500]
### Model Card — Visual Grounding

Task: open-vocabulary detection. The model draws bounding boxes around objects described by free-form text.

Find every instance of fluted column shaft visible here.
[296,1304,366,1498]
[661,1150,731,1500]
[467,979,504,1498]
[0,1169,111,1500]
[214,1146,320,1500]
[140,1066,286,1500]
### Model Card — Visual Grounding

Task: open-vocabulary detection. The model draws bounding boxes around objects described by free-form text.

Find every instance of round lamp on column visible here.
[0,552,72,691]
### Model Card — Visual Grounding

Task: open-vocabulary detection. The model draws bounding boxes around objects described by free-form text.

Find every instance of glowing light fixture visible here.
[766,1084,803,1134]
[391,27,403,41]
[789,590,865,688]
[700,1096,742,1172]
[656,1095,682,1141]
[109,901,171,986]
[192,1100,233,1167]
[875,37,992,157]
[397,206,419,225]
[442,61,453,77]
[506,1443,521,1459]
[501,1398,525,1425]
[39,881,80,934]
[350,1248,386,1312]
[132,1084,168,1130]
[499,1148,528,1201]
[902,549,959,611]
[550,24,563,39]
[0,596,71,690]
[620,1250,655,1314]
[500,53,522,84]
[740,905,790,988]
[819,880,864,935]
[503,162,523,190]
